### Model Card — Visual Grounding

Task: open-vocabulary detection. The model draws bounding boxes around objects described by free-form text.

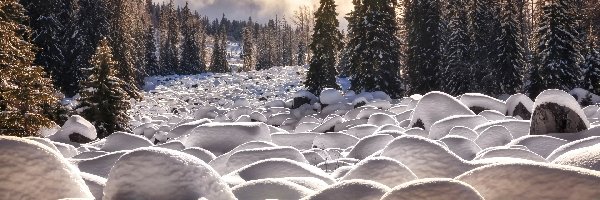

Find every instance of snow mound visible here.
[448,126,479,141]
[381,135,475,178]
[546,136,600,161]
[457,162,600,200]
[167,119,211,139]
[346,124,379,138]
[182,122,271,155]
[104,147,235,200]
[347,134,395,160]
[101,132,153,152]
[505,93,534,119]
[473,120,530,139]
[223,146,308,174]
[75,151,127,178]
[380,178,484,200]
[367,113,398,126]
[312,132,359,149]
[311,115,343,133]
[232,179,314,200]
[530,89,590,135]
[478,110,506,121]
[52,141,80,158]
[507,135,568,158]
[209,141,277,173]
[302,180,390,200]
[460,93,507,114]
[320,88,345,105]
[0,136,93,199]
[80,172,106,200]
[441,136,481,160]
[48,115,97,144]
[475,125,513,149]
[552,144,600,171]
[272,132,320,150]
[474,146,546,162]
[341,157,417,187]
[409,92,475,131]
[182,147,216,163]
[224,158,335,185]
[428,115,488,140]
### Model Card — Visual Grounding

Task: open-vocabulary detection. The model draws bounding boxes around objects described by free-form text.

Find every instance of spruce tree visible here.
[343,0,365,80]
[469,0,503,94]
[210,24,229,73]
[242,17,257,72]
[404,0,444,95]
[180,2,202,74]
[76,0,111,85]
[494,0,525,95]
[144,24,159,76]
[582,40,600,94]
[78,38,131,138]
[304,0,342,94]
[159,0,179,75]
[0,0,59,136]
[527,0,582,97]
[442,0,472,96]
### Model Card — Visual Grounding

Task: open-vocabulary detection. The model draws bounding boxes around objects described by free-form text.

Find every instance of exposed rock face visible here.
[292,97,311,109]
[469,106,487,115]
[69,133,94,143]
[530,103,588,135]
[512,103,531,120]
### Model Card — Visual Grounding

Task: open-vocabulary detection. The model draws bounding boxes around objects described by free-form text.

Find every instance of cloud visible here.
[152,0,353,28]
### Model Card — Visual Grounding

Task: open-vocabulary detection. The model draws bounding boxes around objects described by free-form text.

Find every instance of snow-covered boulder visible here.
[441,136,481,160]
[48,115,97,144]
[367,113,398,126]
[460,93,507,114]
[428,115,487,140]
[75,151,127,178]
[507,135,568,158]
[80,172,107,200]
[101,132,154,152]
[447,126,479,141]
[320,88,345,105]
[224,158,335,185]
[182,147,216,163]
[473,120,530,139]
[0,136,93,199]
[347,134,395,160]
[346,124,379,138]
[167,119,211,139]
[340,157,417,187]
[409,92,475,131]
[530,90,590,135]
[546,136,600,161]
[457,162,600,200]
[475,125,513,149]
[302,180,390,200]
[312,132,359,149]
[232,179,314,200]
[474,146,546,162]
[223,146,308,174]
[505,94,534,120]
[552,144,600,171]
[272,132,320,150]
[181,122,271,155]
[380,178,484,200]
[104,147,235,200]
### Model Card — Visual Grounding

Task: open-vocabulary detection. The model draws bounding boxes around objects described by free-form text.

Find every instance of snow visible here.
[48,115,97,143]
[346,124,379,138]
[440,136,481,160]
[367,113,398,126]
[475,125,513,149]
[546,136,600,161]
[474,146,546,162]
[507,135,569,158]
[473,120,531,139]
[272,132,320,150]
[302,180,390,200]
[181,122,272,156]
[505,93,534,117]
[347,134,395,160]
[478,110,506,121]
[531,89,590,134]
[320,88,345,105]
[0,136,93,199]
[80,172,106,200]
[74,151,127,178]
[460,93,508,114]
[409,92,475,131]
[231,179,314,200]
[457,162,600,200]
[100,132,153,152]
[223,146,308,174]
[103,147,236,200]
[428,115,488,140]
[182,147,216,163]
[380,178,484,200]
[223,158,335,185]
[167,119,212,139]
[552,144,600,171]
[312,132,359,149]
[447,126,479,141]
[340,157,417,187]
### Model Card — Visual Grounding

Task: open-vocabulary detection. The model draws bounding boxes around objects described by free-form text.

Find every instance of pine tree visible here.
[344,0,365,80]
[77,38,131,139]
[404,0,444,94]
[526,0,582,97]
[305,0,342,94]
[582,40,600,94]
[442,0,472,95]
[242,17,257,72]
[76,0,111,86]
[180,2,203,74]
[469,0,503,94]
[494,0,525,95]
[144,24,159,76]
[159,0,179,75]
[0,0,59,136]
[210,23,229,73]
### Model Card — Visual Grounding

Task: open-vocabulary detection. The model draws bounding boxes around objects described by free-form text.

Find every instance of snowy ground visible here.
[3,66,600,200]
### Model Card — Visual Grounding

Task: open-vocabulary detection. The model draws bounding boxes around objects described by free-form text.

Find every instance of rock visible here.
[530,90,589,135]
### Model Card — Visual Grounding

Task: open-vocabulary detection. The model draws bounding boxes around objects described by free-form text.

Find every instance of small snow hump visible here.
[380,178,484,200]
[530,89,590,135]
[409,92,474,131]
[48,115,97,144]
[0,136,94,199]
[103,147,236,200]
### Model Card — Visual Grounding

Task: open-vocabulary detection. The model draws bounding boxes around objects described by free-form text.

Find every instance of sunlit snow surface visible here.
[5,66,600,199]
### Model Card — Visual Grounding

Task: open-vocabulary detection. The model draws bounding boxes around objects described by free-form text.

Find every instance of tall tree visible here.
[494,0,525,95]
[77,38,131,138]
[159,0,180,75]
[180,2,203,74]
[404,0,444,94]
[469,0,503,93]
[210,20,229,73]
[304,0,342,94]
[144,24,159,76]
[526,0,582,97]
[442,0,472,95]
[242,17,256,71]
[109,0,142,99]
[582,40,600,94]
[0,0,59,136]
[76,0,111,87]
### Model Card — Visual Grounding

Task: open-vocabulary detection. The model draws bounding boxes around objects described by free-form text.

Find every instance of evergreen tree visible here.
[469,0,503,93]
[404,0,444,94]
[210,24,229,73]
[180,2,203,74]
[343,0,365,80]
[242,17,257,71]
[144,24,159,76]
[442,0,472,95]
[76,0,111,86]
[305,0,342,94]
[109,0,142,99]
[526,0,582,97]
[159,0,180,75]
[582,40,600,94]
[494,0,525,95]
[0,0,59,136]
[77,38,131,138]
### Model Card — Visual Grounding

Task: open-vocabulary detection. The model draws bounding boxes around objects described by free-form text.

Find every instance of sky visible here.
[152,0,354,28]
